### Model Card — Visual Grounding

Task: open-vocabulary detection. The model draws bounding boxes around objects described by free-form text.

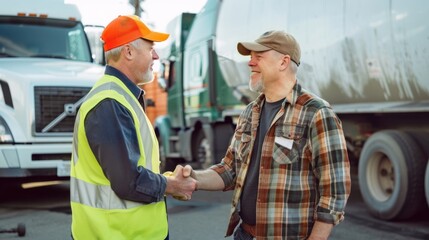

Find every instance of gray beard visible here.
[140,71,154,85]
[249,78,264,93]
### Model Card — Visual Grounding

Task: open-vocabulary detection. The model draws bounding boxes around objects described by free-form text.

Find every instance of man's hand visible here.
[307,221,333,240]
[164,165,197,200]
[179,164,225,191]
[182,165,196,179]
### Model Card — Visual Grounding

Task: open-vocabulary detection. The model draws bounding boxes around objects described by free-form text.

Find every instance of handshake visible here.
[163,165,198,201]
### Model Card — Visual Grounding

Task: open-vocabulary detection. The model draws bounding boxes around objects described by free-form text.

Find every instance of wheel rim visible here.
[197,137,212,169]
[367,152,395,202]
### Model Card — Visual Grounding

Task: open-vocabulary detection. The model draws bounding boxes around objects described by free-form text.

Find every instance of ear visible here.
[280,55,290,71]
[122,44,133,60]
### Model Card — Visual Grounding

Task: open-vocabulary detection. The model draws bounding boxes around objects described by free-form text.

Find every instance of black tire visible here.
[425,161,429,208]
[17,223,25,237]
[193,123,234,169]
[212,123,234,164]
[406,131,429,210]
[158,137,182,173]
[194,129,213,169]
[358,130,426,220]
[160,156,180,173]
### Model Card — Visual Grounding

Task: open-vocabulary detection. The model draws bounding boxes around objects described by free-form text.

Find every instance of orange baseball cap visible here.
[101,15,169,51]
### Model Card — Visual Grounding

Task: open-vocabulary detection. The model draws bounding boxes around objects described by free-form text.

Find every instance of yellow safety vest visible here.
[70,75,167,240]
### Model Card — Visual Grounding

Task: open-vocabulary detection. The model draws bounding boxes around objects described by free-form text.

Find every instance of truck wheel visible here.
[406,131,429,209]
[425,161,429,207]
[358,130,426,220]
[159,144,172,172]
[194,130,213,169]
[212,123,234,164]
[158,138,181,172]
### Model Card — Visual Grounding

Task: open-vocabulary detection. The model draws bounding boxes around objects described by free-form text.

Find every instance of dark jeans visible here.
[233,226,255,240]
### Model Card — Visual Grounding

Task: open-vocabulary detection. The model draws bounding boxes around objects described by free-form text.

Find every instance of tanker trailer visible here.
[215,0,429,221]
[157,0,429,221]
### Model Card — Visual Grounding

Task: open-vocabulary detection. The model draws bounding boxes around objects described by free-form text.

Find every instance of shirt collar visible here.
[254,82,300,108]
[105,65,144,99]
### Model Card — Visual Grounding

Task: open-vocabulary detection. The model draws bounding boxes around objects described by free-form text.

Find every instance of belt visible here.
[241,222,256,237]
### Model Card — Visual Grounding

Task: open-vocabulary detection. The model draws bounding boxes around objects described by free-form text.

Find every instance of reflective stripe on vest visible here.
[70,176,141,209]
[72,81,153,170]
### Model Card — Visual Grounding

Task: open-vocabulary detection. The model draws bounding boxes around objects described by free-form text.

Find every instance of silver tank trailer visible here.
[214,0,429,221]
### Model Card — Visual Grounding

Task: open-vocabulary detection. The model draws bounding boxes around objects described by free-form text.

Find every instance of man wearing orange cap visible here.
[70,15,196,240]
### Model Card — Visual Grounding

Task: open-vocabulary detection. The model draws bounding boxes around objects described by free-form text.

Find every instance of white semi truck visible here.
[0,0,104,182]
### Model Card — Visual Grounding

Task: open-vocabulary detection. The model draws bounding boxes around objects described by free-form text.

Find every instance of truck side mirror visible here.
[158,61,174,91]
[84,25,105,65]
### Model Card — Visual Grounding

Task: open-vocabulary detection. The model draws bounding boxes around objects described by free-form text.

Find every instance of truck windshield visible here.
[0,16,92,62]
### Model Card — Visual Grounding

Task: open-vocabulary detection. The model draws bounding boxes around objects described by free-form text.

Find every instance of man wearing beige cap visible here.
[70,15,196,240]
[184,31,351,239]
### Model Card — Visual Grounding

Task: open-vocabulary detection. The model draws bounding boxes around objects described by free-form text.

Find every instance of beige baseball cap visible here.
[237,30,301,66]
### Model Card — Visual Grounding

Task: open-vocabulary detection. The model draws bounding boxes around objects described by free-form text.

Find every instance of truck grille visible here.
[34,86,91,134]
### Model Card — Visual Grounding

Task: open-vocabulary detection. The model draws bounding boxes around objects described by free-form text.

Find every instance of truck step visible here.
[166,153,181,159]
[169,136,179,141]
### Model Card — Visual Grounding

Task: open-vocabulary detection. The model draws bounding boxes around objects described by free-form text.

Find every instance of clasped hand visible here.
[164,165,197,201]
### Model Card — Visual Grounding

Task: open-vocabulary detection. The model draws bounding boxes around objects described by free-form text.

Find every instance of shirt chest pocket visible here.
[235,122,252,162]
[272,125,306,165]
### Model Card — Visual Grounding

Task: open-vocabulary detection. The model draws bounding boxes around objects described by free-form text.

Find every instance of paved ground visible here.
[0,165,428,239]
[166,167,429,240]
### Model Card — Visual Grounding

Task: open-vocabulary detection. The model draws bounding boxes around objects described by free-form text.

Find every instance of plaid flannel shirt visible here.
[211,83,351,239]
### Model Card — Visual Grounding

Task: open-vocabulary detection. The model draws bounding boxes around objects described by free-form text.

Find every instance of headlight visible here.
[0,117,13,143]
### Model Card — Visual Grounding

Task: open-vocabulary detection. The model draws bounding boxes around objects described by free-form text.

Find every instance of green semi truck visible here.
[156,0,429,222]
[156,6,246,171]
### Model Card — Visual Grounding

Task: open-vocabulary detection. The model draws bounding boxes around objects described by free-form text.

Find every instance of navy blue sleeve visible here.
[84,99,167,203]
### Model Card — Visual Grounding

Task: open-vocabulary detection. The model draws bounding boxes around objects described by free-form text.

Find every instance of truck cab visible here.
[0,0,104,181]
[156,1,247,171]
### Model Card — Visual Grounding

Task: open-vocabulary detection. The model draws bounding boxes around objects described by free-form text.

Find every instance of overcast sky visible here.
[67,0,206,31]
